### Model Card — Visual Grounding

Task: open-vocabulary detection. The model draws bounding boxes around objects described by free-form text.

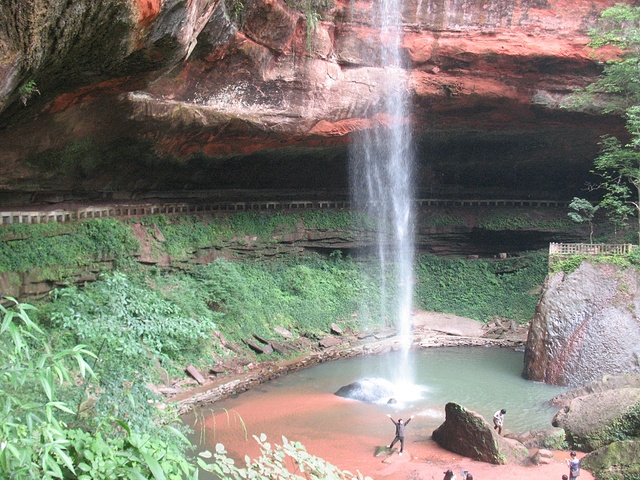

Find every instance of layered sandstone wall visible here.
[0,0,629,196]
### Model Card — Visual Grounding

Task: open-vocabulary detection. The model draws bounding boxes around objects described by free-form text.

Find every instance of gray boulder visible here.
[505,427,566,449]
[552,387,640,451]
[432,402,529,465]
[550,373,640,407]
[334,377,396,404]
[523,261,640,386]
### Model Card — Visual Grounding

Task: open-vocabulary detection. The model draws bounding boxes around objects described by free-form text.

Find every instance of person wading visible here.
[493,408,506,435]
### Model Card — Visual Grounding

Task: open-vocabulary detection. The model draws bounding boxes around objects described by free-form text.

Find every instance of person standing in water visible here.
[493,408,506,434]
[386,414,414,456]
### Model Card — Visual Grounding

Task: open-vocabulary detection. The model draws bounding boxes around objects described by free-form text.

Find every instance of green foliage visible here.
[283,0,334,49]
[299,211,361,230]
[0,298,95,479]
[476,209,573,230]
[46,271,217,374]
[414,253,548,323]
[568,197,600,243]
[419,214,465,227]
[143,211,370,259]
[585,4,640,113]
[198,434,372,480]
[64,425,196,480]
[191,255,378,340]
[18,79,40,106]
[599,401,640,445]
[551,253,640,275]
[0,298,198,479]
[569,3,640,243]
[0,219,139,273]
[551,255,588,274]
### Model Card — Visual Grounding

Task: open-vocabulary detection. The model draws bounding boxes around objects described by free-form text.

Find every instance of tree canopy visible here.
[577,3,640,243]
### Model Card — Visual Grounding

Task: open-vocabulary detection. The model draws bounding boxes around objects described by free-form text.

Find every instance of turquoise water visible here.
[187,346,568,437]
[264,346,567,432]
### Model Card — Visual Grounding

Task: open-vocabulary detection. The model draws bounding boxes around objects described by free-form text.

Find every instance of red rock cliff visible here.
[0,0,629,199]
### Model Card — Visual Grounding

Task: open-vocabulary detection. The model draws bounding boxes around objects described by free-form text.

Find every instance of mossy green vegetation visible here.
[1,299,367,479]
[551,249,640,275]
[0,219,139,273]
[415,253,548,323]
[476,208,574,231]
[582,402,640,452]
[581,439,640,480]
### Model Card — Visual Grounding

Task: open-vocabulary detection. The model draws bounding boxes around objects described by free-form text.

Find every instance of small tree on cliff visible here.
[574,3,640,244]
[568,197,599,244]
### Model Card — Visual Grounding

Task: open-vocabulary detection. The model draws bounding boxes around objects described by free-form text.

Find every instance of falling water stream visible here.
[349,0,415,385]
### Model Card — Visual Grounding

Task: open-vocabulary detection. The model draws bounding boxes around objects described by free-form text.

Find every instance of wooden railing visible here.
[0,198,569,226]
[549,242,637,256]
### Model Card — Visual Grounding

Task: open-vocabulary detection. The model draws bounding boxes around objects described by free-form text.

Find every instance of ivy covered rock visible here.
[432,402,528,465]
[580,439,640,480]
[552,388,640,451]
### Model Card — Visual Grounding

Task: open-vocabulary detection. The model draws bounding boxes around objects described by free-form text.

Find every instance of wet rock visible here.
[244,338,274,354]
[270,341,292,355]
[209,364,228,375]
[274,326,293,339]
[432,402,529,465]
[330,323,343,335]
[334,377,395,404]
[552,387,640,451]
[530,448,557,466]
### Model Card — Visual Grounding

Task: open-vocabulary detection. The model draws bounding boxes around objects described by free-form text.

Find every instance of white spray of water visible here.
[350,0,415,387]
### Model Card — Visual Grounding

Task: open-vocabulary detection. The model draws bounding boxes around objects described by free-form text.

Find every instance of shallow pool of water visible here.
[185,346,568,460]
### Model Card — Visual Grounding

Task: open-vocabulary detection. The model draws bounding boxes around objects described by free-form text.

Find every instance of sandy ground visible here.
[197,390,593,480]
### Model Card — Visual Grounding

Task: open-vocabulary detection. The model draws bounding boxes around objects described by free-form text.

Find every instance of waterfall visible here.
[350,0,415,385]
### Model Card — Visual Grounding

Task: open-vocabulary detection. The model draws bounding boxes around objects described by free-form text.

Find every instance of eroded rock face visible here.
[0,0,628,198]
[523,261,640,386]
[432,402,529,465]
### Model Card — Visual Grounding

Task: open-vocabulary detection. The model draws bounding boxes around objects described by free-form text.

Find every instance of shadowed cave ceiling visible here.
[0,0,630,205]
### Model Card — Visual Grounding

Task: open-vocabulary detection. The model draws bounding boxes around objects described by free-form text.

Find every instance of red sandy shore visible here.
[197,390,593,480]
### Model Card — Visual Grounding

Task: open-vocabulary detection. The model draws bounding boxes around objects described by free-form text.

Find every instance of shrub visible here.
[414,253,548,323]
[198,434,371,480]
[0,298,196,480]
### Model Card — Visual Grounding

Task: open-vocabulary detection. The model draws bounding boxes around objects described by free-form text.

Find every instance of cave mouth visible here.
[0,124,606,207]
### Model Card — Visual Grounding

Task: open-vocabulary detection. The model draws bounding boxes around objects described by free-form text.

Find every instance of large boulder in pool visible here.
[432,402,529,465]
[551,387,640,451]
[334,377,395,404]
[581,439,640,479]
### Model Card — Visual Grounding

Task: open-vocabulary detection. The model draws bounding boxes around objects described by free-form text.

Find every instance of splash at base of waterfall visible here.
[334,376,428,407]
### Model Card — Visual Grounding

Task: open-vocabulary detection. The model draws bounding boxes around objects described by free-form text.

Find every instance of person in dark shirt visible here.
[386,413,415,456]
